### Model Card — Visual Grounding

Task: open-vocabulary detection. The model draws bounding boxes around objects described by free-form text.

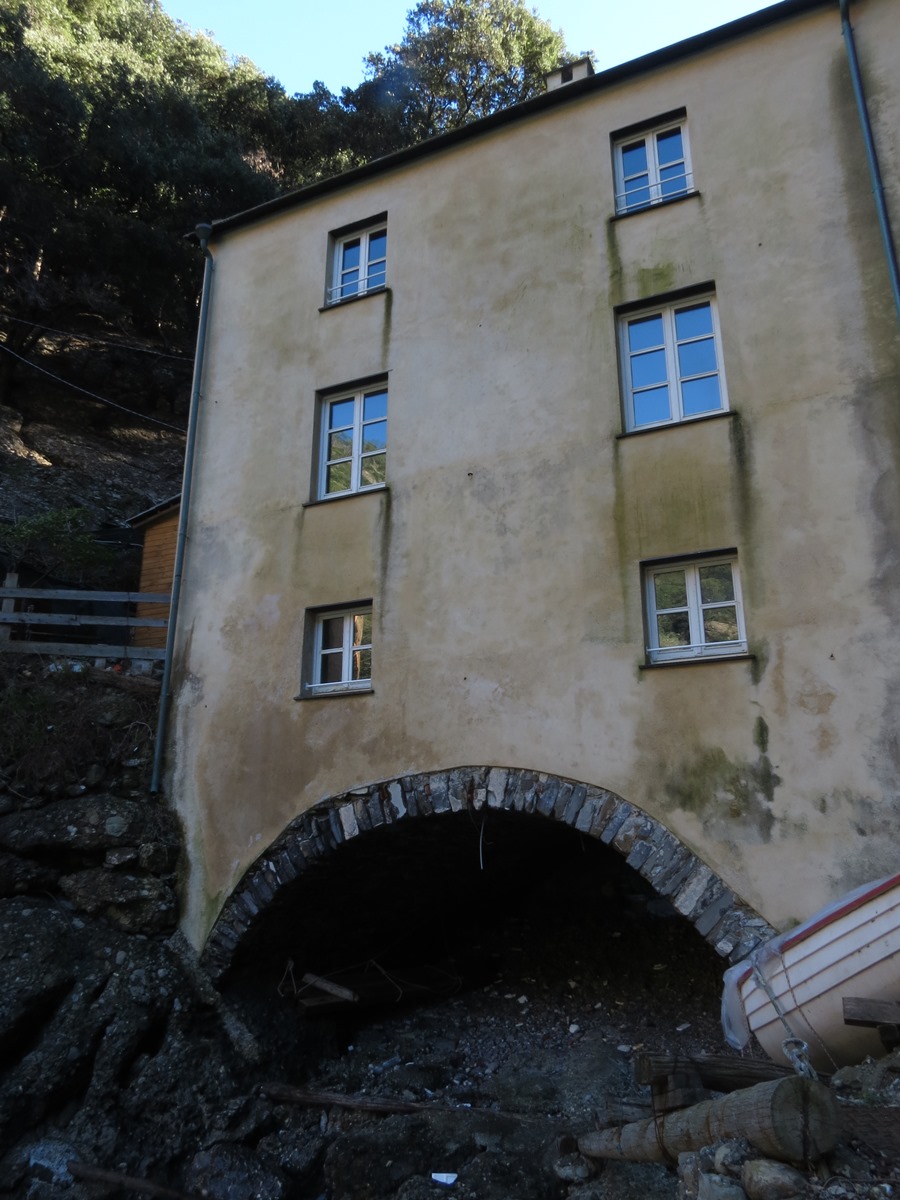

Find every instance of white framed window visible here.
[614,122,693,214]
[309,606,373,693]
[319,384,387,498]
[644,557,747,664]
[619,295,727,431]
[327,224,387,304]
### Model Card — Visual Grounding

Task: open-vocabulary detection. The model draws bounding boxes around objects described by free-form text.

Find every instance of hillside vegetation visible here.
[0,0,572,535]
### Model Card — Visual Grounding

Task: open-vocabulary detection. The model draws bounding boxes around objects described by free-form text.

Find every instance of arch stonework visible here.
[200,766,775,980]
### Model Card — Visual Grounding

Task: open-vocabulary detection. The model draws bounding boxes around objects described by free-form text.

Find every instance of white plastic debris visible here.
[431,1172,458,1186]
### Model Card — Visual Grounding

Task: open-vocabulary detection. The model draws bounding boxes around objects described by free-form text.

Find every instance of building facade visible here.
[167,0,900,952]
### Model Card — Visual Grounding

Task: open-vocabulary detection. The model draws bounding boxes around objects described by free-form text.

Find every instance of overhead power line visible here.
[0,342,187,434]
[0,313,193,362]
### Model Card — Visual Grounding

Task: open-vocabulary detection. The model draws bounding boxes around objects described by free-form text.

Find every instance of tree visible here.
[360,0,571,141]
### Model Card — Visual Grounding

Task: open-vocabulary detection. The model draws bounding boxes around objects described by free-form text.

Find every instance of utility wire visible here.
[0,342,187,434]
[0,313,193,361]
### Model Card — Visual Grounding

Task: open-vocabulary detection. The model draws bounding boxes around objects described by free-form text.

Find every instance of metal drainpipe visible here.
[150,223,215,794]
[839,0,900,327]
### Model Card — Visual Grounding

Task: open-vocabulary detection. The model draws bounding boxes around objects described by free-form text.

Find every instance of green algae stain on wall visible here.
[661,738,781,843]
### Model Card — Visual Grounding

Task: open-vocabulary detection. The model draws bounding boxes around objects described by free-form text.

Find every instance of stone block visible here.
[562,783,587,825]
[698,1173,747,1200]
[487,767,508,808]
[599,801,634,845]
[384,781,406,819]
[339,805,359,840]
[535,775,560,816]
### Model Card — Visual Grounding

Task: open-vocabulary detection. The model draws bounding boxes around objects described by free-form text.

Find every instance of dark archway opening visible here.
[222,810,726,1049]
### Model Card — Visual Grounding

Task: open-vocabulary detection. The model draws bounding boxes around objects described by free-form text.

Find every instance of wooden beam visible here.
[842,997,900,1027]
[0,641,166,660]
[0,588,170,602]
[634,1052,799,1091]
[0,612,168,628]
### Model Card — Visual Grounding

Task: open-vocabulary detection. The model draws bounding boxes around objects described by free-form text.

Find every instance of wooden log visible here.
[66,1161,196,1199]
[594,1096,654,1128]
[634,1052,799,1092]
[261,1082,430,1113]
[577,1076,837,1165]
[301,972,359,1003]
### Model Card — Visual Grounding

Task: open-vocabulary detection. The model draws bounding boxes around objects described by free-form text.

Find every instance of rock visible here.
[715,1140,754,1178]
[186,1143,289,1200]
[680,1151,702,1198]
[0,796,175,860]
[699,1172,748,1200]
[0,848,59,896]
[59,869,177,933]
[741,1159,809,1200]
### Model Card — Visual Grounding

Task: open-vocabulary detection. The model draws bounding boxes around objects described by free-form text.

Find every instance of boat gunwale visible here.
[730,872,900,990]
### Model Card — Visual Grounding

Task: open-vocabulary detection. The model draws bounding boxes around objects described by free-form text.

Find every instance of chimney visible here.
[545,56,596,92]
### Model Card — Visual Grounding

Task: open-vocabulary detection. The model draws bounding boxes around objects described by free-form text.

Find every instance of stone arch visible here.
[201,766,774,980]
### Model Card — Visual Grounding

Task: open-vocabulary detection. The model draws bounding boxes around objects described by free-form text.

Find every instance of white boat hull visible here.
[722,874,900,1071]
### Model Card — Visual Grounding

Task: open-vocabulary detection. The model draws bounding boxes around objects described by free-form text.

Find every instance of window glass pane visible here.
[621,140,648,175]
[678,337,717,378]
[367,263,386,289]
[319,651,342,684]
[654,570,687,609]
[329,399,354,429]
[657,611,691,648]
[699,564,735,603]
[660,168,688,197]
[339,272,359,298]
[631,347,667,389]
[623,183,651,210]
[367,231,386,263]
[360,453,386,487]
[328,430,353,460]
[703,606,739,643]
[341,239,361,270]
[352,612,372,645]
[363,390,388,421]
[352,648,372,681]
[326,461,351,493]
[361,421,387,452]
[320,616,344,650]
[681,375,721,416]
[655,128,683,165]
[628,314,664,352]
[674,303,712,340]
[633,385,670,426]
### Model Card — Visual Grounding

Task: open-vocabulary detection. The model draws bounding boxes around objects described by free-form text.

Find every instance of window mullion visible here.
[350,392,362,491]
[685,566,703,654]
[662,309,680,421]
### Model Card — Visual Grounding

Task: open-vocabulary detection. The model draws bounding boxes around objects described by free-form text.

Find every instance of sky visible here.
[159,0,782,98]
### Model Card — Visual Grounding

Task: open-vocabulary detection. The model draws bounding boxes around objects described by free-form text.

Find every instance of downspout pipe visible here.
[151,223,215,794]
[839,0,900,327]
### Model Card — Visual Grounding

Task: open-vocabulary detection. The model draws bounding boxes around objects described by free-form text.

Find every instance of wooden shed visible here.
[129,495,180,649]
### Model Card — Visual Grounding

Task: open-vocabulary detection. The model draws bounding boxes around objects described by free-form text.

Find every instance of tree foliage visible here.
[360,0,569,140]
[0,0,571,424]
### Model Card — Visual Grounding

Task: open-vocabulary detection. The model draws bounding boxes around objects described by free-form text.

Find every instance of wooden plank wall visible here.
[133,509,178,648]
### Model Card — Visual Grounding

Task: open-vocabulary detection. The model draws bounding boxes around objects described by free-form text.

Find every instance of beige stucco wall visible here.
[169,0,900,948]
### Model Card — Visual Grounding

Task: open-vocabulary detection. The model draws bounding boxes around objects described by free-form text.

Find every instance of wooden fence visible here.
[0,585,171,661]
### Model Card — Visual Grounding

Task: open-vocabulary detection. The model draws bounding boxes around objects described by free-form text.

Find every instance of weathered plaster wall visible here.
[169,0,900,947]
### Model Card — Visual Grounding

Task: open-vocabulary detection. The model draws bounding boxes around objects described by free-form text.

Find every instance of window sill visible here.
[303,486,389,509]
[319,286,390,312]
[611,190,700,221]
[639,653,754,671]
[617,410,736,440]
[294,687,374,701]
